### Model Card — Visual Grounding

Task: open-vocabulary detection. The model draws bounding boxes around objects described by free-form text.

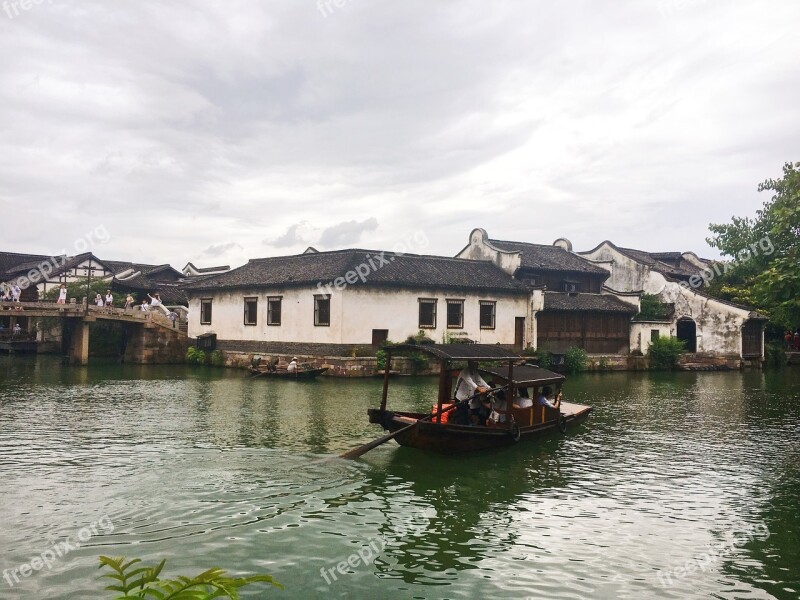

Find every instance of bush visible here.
[523,347,552,369]
[186,346,206,365]
[407,351,429,374]
[564,347,588,373]
[648,337,686,370]
[209,350,225,367]
[638,294,670,320]
[98,555,281,598]
[376,349,387,371]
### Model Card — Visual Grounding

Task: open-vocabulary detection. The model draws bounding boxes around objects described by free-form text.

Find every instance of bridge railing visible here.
[0,302,182,332]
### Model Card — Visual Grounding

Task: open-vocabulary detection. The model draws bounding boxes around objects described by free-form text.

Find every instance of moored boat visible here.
[248,362,328,379]
[365,344,591,455]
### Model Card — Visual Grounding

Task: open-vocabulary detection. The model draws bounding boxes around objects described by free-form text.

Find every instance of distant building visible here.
[456,229,638,354]
[578,241,766,362]
[0,251,188,305]
[185,248,538,351]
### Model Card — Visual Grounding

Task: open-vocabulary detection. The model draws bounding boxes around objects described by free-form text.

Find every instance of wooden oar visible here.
[340,389,493,460]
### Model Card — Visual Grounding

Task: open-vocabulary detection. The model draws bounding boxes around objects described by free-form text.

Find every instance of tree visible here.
[707,161,800,328]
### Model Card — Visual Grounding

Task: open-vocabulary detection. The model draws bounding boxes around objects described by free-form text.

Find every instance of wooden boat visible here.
[248,364,328,379]
[367,344,591,454]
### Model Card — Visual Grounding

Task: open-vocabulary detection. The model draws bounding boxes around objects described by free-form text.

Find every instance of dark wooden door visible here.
[515,317,525,348]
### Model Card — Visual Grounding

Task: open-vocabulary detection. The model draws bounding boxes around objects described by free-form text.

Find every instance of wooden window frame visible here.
[479,300,496,330]
[418,298,437,329]
[267,296,282,326]
[314,294,330,327]
[446,299,464,329]
[243,297,258,326]
[200,298,212,325]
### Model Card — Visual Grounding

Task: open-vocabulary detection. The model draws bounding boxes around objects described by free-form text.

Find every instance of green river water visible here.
[0,356,798,599]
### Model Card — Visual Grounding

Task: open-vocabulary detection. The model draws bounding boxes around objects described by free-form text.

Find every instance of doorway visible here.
[676,318,697,352]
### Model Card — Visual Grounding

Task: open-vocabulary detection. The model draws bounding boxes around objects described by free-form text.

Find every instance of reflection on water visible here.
[0,356,798,599]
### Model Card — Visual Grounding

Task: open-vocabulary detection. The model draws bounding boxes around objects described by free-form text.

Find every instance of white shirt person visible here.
[455,361,490,407]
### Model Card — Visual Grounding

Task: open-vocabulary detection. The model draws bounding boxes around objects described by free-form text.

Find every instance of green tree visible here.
[707,161,800,328]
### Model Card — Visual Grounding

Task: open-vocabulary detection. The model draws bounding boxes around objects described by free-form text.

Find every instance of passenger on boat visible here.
[513,387,533,409]
[537,386,560,409]
[287,357,299,372]
[454,361,491,425]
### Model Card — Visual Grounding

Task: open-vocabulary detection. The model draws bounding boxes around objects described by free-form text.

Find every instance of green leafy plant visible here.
[376,349,387,371]
[563,347,588,373]
[648,336,686,370]
[637,294,670,320]
[98,556,282,599]
[186,346,207,365]
[209,350,226,367]
[523,346,552,369]
[407,351,429,374]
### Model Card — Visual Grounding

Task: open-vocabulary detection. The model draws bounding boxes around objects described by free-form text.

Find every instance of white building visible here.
[186,248,539,350]
[578,241,766,363]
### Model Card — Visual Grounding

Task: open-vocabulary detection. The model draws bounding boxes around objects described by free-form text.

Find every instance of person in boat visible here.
[287,357,299,372]
[455,361,491,425]
[537,386,561,409]
[513,386,533,409]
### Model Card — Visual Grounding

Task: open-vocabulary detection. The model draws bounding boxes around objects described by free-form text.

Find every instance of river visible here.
[0,356,798,599]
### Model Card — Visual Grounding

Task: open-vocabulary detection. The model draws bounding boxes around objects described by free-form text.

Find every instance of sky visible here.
[1,0,797,269]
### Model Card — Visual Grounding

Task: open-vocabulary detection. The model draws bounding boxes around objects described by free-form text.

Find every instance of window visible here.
[314,294,330,326]
[418,298,437,329]
[480,301,496,330]
[244,297,258,326]
[446,299,464,329]
[267,297,282,326]
[651,329,660,342]
[563,280,579,293]
[200,299,212,325]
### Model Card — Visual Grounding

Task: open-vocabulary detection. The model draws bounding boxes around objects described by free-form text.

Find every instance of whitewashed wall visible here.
[455,228,521,276]
[580,243,666,295]
[189,285,531,346]
[630,321,673,354]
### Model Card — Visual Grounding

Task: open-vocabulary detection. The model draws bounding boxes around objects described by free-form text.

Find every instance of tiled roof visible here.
[543,292,638,313]
[615,246,697,278]
[186,249,526,293]
[0,251,53,276]
[184,262,230,273]
[488,239,609,275]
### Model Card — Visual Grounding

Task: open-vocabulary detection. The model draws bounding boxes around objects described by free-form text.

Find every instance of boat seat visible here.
[510,405,559,427]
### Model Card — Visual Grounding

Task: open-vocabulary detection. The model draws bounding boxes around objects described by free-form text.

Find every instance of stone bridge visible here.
[0,302,188,365]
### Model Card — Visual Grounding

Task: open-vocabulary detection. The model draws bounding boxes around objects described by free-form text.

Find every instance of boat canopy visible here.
[385,343,521,362]
[480,363,565,386]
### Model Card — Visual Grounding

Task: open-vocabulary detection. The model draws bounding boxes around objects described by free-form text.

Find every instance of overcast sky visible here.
[1,0,797,268]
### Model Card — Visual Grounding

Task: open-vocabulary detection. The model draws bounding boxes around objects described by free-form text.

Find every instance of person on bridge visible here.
[95,293,104,307]
[57,284,67,305]
[105,290,114,309]
[124,294,134,309]
[148,293,162,308]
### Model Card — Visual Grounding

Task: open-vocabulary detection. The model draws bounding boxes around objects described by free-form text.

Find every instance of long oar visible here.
[340,389,492,460]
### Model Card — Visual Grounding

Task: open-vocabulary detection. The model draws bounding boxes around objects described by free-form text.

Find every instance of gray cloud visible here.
[201,242,242,258]
[269,223,308,248]
[0,1,798,265]
[318,218,379,248]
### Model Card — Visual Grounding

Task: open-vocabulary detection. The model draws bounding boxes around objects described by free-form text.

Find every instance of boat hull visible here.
[248,367,328,379]
[367,402,592,454]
